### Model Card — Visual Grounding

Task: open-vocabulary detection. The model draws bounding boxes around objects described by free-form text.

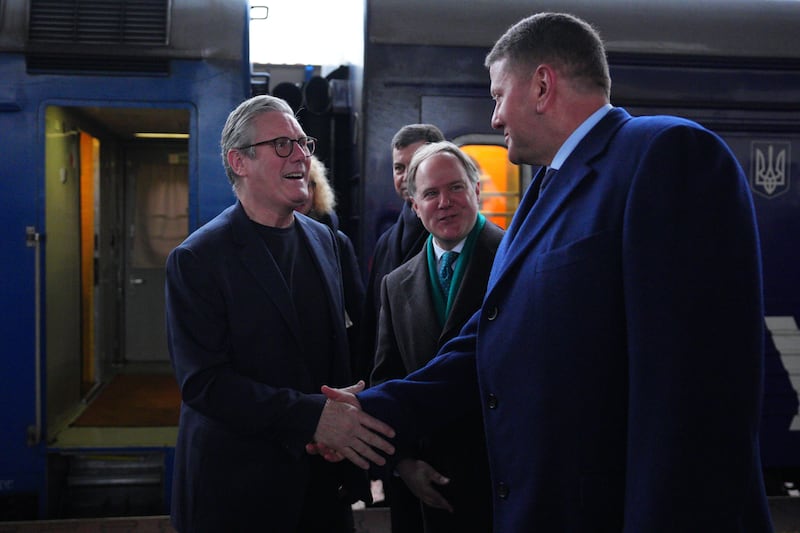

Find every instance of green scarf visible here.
[427,213,486,327]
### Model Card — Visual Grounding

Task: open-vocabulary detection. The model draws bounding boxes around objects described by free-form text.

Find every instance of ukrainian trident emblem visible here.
[751,141,791,199]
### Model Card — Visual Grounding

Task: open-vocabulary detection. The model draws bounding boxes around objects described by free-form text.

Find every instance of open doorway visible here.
[44,105,189,441]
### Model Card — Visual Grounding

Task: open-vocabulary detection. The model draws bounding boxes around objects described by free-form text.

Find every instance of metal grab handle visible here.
[25,226,42,447]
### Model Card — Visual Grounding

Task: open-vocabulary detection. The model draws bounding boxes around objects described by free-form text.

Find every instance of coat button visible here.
[497,482,509,499]
[486,306,498,321]
[487,393,498,409]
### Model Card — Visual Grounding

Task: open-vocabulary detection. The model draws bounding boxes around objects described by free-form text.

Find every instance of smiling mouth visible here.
[283,172,305,180]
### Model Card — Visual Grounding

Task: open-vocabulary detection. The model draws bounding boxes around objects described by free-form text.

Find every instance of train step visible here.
[48,453,166,519]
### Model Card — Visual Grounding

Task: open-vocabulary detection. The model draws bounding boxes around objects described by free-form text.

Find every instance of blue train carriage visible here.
[361,0,800,495]
[0,0,250,519]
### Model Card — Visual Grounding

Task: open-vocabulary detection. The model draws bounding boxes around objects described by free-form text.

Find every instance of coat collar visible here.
[394,223,501,346]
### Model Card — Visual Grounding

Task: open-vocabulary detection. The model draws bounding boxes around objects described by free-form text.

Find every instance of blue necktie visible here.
[438,251,459,296]
[540,166,558,194]
[505,166,557,245]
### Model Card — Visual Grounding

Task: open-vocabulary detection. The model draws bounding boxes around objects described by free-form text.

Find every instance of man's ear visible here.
[227,149,247,177]
[532,63,557,113]
[411,197,421,218]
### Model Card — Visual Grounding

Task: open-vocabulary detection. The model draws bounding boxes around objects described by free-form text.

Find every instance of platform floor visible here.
[3,503,800,532]
[0,508,392,533]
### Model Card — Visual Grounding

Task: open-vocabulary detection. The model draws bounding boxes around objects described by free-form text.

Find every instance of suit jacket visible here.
[359,108,772,532]
[372,221,504,382]
[371,221,503,532]
[356,201,428,381]
[166,201,366,533]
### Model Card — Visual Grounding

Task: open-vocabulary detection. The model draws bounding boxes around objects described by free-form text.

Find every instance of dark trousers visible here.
[387,475,423,533]
[296,461,355,533]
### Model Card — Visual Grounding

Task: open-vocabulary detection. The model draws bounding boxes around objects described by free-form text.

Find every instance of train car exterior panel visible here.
[0,0,249,519]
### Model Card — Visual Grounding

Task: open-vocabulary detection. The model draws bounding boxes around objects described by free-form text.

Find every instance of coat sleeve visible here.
[620,123,766,529]
[359,309,482,447]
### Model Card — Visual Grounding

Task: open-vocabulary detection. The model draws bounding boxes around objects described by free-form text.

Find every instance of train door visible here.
[42,106,188,518]
[44,106,93,433]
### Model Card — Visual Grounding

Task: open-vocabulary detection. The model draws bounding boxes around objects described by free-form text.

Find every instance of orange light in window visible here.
[460,144,521,229]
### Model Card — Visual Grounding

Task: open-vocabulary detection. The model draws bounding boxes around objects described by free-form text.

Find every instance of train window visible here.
[458,143,522,229]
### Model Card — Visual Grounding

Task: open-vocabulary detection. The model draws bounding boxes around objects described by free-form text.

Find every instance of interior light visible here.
[134,133,190,139]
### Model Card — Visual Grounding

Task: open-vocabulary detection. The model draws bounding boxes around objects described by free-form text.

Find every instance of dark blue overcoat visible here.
[166,201,363,532]
[359,107,772,532]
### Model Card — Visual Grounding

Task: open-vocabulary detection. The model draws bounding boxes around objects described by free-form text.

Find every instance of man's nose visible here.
[289,140,308,161]
[491,106,502,129]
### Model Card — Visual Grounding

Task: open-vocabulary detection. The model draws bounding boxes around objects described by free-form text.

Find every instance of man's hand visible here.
[311,382,396,469]
[396,458,453,513]
[306,381,366,461]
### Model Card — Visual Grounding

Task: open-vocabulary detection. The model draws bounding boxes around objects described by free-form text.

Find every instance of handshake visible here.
[307,380,396,469]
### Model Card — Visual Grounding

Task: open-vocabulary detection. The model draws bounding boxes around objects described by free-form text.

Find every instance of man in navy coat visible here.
[315,12,773,532]
[166,95,393,533]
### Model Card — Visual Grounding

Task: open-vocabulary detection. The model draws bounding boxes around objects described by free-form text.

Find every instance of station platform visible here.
[3,502,800,532]
[0,508,392,533]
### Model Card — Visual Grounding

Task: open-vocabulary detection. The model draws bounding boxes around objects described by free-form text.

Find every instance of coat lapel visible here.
[442,227,495,341]
[489,108,631,289]
[396,254,441,368]
[296,214,339,313]
[295,214,352,385]
[498,163,594,277]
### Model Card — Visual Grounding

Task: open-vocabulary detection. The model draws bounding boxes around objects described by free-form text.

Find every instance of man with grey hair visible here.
[356,124,446,383]
[166,95,393,532]
[315,12,771,532]
[371,141,501,533]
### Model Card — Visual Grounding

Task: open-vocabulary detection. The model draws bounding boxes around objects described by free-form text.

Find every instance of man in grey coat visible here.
[371,141,502,533]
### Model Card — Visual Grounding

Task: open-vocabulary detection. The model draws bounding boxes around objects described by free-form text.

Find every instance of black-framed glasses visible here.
[240,136,316,158]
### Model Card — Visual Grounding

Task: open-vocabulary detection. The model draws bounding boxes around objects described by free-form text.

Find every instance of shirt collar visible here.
[550,103,613,171]
[433,238,466,262]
